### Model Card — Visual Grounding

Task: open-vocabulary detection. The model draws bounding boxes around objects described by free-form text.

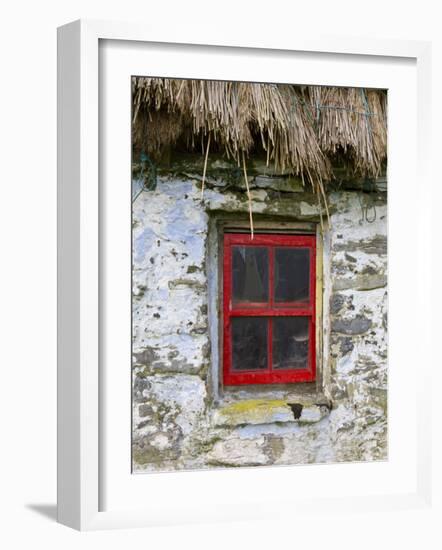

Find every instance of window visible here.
[223,233,316,385]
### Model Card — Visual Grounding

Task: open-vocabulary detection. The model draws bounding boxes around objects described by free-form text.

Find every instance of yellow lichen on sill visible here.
[212,399,294,427]
[212,398,331,427]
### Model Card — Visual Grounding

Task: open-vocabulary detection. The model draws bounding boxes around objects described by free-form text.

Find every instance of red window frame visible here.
[223,233,316,386]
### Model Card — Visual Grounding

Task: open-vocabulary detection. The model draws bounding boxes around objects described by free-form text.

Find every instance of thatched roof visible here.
[132,78,387,194]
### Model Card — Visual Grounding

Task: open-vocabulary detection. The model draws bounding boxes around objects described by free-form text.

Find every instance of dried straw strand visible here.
[242,150,254,239]
[201,133,211,200]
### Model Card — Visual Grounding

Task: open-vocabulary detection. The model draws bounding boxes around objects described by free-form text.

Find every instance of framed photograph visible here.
[57,20,432,530]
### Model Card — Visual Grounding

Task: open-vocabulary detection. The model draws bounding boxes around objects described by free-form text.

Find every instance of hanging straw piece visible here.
[200,133,211,200]
[266,132,271,168]
[242,150,254,239]
[314,180,325,235]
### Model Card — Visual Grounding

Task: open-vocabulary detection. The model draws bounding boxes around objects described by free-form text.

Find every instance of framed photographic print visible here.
[57,20,433,530]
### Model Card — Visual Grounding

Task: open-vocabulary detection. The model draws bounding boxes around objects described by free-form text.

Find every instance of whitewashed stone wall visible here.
[132,174,387,471]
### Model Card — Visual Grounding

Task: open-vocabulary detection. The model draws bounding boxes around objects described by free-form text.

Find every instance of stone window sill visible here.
[211,396,332,428]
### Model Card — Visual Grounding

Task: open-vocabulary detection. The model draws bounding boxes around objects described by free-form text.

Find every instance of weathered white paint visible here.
[132,176,388,471]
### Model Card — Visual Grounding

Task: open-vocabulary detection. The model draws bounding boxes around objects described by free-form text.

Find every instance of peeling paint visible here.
[132,177,388,472]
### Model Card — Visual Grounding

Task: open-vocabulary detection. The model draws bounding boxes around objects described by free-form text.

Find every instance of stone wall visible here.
[132,173,387,471]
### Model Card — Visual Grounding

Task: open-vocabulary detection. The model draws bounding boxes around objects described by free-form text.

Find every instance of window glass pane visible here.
[231,317,268,371]
[274,247,310,303]
[273,317,309,370]
[232,246,269,304]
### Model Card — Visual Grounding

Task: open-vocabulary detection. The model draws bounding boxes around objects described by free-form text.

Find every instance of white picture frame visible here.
[57,19,433,531]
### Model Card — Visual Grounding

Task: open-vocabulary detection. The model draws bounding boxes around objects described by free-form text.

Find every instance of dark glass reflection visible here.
[231,317,268,371]
[274,247,310,303]
[273,317,309,370]
[232,246,268,304]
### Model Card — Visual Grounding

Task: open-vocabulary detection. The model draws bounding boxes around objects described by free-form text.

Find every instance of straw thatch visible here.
[132,77,387,196]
